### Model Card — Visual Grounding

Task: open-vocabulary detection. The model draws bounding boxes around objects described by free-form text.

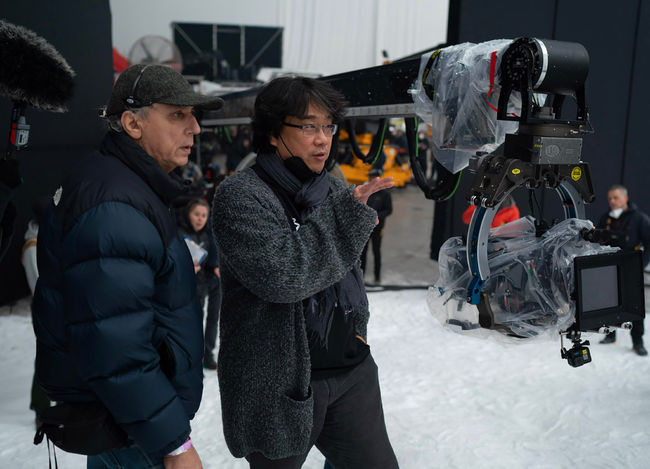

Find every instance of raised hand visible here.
[353,176,395,205]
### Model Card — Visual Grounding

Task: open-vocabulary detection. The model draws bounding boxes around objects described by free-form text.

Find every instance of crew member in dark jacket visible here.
[32,64,223,468]
[177,198,221,370]
[361,168,393,284]
[212,76,399,468]
[597,184,650,356]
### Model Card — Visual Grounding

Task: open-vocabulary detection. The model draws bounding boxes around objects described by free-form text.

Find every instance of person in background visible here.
[22,197,51,422]
[225,126,242,173]
[361,168,393,285]
[597,184,650,356]
[33,63,223,468]
[462,195,520,228]
[212,76,399,468]
[177,198,221,370]
[225,125,252,173]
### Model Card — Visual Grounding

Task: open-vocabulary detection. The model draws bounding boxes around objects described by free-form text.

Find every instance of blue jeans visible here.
[87,446,163,469]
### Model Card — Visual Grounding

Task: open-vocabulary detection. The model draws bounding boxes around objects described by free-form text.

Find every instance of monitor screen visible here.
[580,265,619,312]
[573,250,645,332]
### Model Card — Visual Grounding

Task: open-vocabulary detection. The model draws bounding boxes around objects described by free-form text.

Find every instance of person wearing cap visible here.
[32,64,223,468]
[212,76,399,468]
[360,168,393,285]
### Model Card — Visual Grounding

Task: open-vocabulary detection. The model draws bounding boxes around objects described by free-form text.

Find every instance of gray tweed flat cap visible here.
[105,63,224,116]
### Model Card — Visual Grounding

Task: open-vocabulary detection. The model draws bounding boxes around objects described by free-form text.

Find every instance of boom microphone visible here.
[0,20,75,262]
[0,19,75,112]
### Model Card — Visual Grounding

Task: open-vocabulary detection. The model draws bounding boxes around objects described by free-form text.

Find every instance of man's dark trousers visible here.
[198,275,221,358]
[246,353,398,469]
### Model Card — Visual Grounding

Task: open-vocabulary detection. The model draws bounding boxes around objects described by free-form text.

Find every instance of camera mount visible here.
[560,330,591,367]
[465,38,595,308]
[204,37,645,366]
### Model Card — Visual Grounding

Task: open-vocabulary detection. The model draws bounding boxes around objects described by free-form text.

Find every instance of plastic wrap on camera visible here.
[428,217,619,338]
[411,40,521,173]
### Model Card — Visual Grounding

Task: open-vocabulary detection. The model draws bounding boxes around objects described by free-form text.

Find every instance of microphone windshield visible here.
[0,20,75,112]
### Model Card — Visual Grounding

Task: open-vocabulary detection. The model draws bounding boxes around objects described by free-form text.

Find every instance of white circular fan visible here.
[128,35,183,71]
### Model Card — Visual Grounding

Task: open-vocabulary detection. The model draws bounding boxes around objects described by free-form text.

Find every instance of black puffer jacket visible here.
[597,202,650,266]
[32,132,204,459]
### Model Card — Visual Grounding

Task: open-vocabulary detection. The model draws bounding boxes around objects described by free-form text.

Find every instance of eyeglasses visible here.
[282,122,338,137]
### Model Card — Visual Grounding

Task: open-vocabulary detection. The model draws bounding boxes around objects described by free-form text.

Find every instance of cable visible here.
[345,118,388,165]
[405,117,462,201]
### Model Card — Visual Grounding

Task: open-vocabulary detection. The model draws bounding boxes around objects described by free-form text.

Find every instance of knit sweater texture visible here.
[212,167,377,459]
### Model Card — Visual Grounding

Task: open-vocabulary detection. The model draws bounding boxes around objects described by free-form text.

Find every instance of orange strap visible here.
[21,238,37,262]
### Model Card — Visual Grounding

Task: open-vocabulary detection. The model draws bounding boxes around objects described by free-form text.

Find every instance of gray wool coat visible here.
[211,167,377,460]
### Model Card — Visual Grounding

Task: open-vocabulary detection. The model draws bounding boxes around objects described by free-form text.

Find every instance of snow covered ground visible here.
[2,289,649,469]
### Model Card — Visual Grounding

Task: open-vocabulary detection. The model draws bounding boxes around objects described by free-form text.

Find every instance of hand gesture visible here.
[353,176,394,205]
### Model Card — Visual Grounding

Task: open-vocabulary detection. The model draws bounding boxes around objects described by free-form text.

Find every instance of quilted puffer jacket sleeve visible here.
[62,201,190,458]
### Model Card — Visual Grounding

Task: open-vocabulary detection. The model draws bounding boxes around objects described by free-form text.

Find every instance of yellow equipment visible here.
[338,133,412,187]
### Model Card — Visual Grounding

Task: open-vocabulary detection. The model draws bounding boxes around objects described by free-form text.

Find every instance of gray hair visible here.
[608,184,628,196]
[104,106,150,133]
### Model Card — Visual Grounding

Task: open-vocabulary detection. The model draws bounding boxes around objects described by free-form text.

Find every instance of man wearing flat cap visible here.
[32,64,222,468]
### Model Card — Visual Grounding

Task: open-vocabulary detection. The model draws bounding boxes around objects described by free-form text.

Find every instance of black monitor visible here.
[573,250,645,332]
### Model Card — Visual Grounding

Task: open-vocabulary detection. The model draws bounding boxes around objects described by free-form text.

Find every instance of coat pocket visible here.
[156,338,177,379]
[275,387,314,454]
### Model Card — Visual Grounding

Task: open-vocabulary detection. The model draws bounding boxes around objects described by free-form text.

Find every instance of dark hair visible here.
[251,76,347,154]
[608,184,628,196]
[186,198,209,215]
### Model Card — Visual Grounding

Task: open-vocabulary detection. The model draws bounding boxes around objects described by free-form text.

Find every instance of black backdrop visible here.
[432,0,649,260]
[0,0,113,305]
[174,23,282,82]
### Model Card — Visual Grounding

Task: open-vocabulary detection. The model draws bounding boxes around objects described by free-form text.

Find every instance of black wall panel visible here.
[450,0,556,44]
[174,23,282,82]
[553,1,641,220]
[0,0,113,304]
[622,0,649,209]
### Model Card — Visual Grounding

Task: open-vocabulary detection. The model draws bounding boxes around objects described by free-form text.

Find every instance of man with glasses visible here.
[212,76,399,468]
[33,64,223,468]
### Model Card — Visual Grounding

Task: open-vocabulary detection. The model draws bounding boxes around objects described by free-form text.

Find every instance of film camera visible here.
[415,38,646,366]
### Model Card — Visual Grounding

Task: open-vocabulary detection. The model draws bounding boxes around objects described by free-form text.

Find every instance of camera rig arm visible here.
[465,38,595,305]
[200,57,460,200]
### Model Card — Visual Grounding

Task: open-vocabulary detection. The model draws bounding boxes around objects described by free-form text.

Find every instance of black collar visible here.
[100,132,189,205]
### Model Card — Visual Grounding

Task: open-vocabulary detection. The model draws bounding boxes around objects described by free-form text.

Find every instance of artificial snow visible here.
[2,290,649,468]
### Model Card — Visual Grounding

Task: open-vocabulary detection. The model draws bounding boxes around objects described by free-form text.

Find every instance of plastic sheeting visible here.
[410,40,521,173]
[428,217,619,338]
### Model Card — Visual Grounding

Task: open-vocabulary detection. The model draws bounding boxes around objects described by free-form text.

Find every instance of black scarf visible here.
[256,153,330,211]
[255,153,367,347]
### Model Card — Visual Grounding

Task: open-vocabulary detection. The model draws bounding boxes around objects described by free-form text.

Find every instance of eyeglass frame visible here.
[282,122,338,137]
